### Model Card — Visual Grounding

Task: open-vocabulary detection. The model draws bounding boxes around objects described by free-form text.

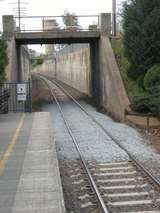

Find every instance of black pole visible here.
[18,0,21,30]
[112,0,116,36]
[28,79,32,112]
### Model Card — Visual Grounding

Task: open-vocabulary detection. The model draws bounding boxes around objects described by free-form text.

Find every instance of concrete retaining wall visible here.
[99,36,130,120]
[32,58,56,78]
[20,45,31,81]
[32,74,52,103]
[56,47,91,96]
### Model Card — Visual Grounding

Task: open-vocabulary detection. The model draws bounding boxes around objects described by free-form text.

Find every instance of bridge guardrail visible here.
[14,15,99,32]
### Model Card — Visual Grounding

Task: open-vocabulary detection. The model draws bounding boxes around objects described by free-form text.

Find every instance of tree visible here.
[58,11,80,50]
[62,11,79,30]
[122,0,160,80]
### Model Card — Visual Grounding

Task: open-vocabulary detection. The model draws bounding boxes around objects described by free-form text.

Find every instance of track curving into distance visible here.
[37,74,160,213]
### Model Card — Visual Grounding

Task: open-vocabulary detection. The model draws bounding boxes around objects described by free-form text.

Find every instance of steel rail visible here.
[41,75,160,189]
[38,75,109,213]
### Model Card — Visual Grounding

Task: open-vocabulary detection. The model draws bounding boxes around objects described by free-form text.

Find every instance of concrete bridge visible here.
[2,14,130,120]
[15,31,100,44]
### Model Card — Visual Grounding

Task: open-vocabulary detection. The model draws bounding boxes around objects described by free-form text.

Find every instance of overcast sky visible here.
[0,0,115,16]
[0,0,124,52]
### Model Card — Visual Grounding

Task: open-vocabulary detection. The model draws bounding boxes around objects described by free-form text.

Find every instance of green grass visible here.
[110,38,145,101]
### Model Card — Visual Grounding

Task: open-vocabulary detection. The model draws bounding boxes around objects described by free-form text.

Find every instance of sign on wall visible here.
[17,84,26,94]
[17,83,27,101]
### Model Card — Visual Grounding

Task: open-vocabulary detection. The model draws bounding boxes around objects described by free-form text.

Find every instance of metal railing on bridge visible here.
[14,15,99,32]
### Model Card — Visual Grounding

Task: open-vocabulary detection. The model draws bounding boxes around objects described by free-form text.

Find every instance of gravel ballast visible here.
[43,101,160,163]
[79,101,160,161]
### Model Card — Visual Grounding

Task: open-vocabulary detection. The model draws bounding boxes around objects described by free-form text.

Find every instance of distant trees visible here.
[55,11,80,51]
[31,58,44,69]
[122,0,160,81]
[63,10,79,28]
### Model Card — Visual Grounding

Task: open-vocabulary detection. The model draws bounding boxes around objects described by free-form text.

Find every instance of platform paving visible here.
[0,112,65,213]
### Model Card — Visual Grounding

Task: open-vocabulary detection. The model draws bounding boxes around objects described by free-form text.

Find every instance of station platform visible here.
[0,112,65,213]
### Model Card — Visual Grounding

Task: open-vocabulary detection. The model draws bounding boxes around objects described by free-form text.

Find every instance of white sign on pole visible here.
[17,84,26,94]
[17,94,27,101]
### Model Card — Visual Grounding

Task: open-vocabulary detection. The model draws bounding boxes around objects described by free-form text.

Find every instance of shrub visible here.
[144,64,160,90]
[131,94,151,114]
[111,38,145,99]
[131,86,160,115]
[32,58,43,68]
[137,74,145,89]
[36,58,43,65]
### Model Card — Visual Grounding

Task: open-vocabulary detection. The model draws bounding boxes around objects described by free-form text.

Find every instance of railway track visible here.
[37,74,160,213]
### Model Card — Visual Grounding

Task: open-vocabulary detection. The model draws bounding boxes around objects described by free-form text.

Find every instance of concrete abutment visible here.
[52,36,130,120]
[3,15,31,82]
[98,36,130,120]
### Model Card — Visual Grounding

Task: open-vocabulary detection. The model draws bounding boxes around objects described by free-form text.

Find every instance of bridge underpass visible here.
[15,31,101,104]
[3,13,129,120]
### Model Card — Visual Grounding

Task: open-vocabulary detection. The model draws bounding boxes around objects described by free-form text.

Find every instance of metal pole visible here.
[18,0,21,30]
[112,0,116,36]
[28,79,32,112]
[42,17,45,31]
